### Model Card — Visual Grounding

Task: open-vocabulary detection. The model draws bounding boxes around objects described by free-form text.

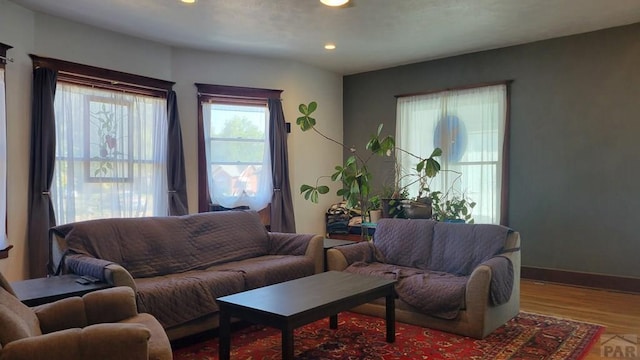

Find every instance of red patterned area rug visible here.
[173,312,604,360]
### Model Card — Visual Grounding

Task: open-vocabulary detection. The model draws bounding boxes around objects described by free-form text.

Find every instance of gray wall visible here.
[343,23,640,278]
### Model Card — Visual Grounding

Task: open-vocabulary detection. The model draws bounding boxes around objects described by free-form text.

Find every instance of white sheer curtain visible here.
[202,102,272,210]
[0,69,7,245]
[397,84,506,224]
[52,82,168,224]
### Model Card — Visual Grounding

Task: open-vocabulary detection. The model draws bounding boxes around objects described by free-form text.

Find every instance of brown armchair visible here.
[0,272,172,360]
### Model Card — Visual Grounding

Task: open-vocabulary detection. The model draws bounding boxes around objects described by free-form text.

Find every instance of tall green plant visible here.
[296,101,441,220]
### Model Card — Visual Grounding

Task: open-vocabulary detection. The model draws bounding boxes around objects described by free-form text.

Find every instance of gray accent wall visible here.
[344,23,640,279]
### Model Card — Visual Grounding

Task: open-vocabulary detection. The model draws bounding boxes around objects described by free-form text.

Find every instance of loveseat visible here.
[50,210,323,340]
[326,218,520,339]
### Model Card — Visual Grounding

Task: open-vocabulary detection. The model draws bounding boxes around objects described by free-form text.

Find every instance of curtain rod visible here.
[395,79,513,98]
[0,55,14,63]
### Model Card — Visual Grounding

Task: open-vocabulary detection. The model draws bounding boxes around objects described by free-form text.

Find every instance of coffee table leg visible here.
[385,292,395,343]
[219,309,231,360]
[282,325,294,360]
[330,314,338,329]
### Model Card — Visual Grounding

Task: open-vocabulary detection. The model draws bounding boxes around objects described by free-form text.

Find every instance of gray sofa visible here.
[327,218,520,339]
[50,210,323,341]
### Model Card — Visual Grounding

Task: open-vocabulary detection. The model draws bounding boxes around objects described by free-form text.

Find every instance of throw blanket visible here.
[51,211,270,278]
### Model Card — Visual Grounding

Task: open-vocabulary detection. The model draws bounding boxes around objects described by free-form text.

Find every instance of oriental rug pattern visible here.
[173,312,604,360]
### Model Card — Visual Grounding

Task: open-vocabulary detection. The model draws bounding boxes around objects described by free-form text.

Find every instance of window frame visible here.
[30,55,175,222]
[195,83,281,215]
[395,80,512,225]
[0,43,11,259]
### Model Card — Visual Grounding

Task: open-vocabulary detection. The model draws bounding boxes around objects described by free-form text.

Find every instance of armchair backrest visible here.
[0,272,42,348]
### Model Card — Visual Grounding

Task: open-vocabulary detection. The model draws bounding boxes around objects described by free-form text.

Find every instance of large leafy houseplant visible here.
[296,101,441,221]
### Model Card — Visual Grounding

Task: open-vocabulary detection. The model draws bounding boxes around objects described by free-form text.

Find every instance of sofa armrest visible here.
[0,324,150,360]
[104,264,137,292]
[327,242,376,271]
[465,231,521,314]
[269,233,324,274]
[82,287,139,324]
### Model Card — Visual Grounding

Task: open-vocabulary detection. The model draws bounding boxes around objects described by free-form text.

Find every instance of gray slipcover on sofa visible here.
[50,210,323,341]
[327,218,520,339]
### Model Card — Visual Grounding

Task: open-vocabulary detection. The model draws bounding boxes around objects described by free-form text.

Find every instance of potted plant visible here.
[296,101,441,223]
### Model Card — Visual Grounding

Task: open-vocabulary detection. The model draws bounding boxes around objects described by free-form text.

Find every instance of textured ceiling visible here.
[10,0,640,75]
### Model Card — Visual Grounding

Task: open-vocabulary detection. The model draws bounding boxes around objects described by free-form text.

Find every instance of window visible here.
[27,56,176,224]
[0,43,10,258]
[52,83,169,223]
[396,83,509,224]
[197,84,274,212]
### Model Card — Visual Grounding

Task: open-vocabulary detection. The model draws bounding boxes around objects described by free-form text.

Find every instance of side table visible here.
[11,274,112,307]
[323,238,357,271]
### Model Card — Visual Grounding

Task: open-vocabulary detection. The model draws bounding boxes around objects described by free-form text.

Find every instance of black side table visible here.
[323,238,357,271]
[11,274,112,307]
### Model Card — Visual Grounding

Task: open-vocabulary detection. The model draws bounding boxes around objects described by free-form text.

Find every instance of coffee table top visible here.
[217,271,395,317]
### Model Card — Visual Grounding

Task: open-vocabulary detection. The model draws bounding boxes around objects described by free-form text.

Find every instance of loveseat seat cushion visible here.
[208,255,316,290]
[53,211,270,278]
[344,261,468,319]
[134,270,245,328]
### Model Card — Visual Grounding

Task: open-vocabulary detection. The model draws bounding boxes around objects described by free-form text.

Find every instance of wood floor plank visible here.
[520,279,640,359]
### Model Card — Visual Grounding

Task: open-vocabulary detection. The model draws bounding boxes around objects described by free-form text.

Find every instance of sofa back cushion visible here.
[374,218,436,269]
[429,221,511,275]
[373,218,511,275]
[53,211,269,278]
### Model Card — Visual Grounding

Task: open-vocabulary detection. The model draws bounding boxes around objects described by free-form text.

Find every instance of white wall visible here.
[0,1,342,280]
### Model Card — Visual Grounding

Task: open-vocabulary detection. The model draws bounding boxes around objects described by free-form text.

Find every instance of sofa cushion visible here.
[373,219,436,269]
[430,222,511,275]
[208,255,316,290]
[53,211,270,278]
[344,261,468,319]
[134,270,245,328]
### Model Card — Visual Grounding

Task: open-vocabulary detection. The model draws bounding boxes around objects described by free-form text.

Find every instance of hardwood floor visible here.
[520,279,640,359]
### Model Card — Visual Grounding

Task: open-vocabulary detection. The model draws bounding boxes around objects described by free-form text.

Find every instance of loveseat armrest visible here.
[0,324,150,360]
[269,233,324,274]
[326,242,376,271]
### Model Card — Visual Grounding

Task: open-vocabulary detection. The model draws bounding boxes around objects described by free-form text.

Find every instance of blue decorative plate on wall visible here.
[433,114,467,163]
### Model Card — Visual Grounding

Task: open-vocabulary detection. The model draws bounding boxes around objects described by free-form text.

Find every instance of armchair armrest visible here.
[327,242,377,271]
[269,233,324,274]
[0,324,150,360]
[82,287,139,324]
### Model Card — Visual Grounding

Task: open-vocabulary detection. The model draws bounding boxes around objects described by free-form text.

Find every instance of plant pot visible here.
[381,198,405,218]
[403,197,432,219]
[369,209,382,223]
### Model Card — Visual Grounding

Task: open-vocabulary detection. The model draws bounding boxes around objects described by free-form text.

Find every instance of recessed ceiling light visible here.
[181,0,196,3]
[324,43,336,50]
[320,0,349,7]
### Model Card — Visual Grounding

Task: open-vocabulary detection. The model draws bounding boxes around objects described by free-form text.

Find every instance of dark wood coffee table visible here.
[216,271,396,360]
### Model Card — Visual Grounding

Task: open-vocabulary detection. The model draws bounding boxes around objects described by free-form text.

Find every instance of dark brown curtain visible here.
[27,67,57,278]
[268,99,296,233]
[167,90,188,215]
